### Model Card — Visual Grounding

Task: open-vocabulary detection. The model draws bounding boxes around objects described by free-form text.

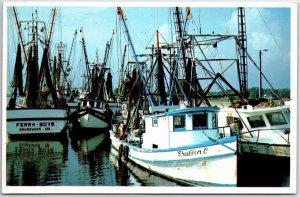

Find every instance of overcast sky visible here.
[6,6,291,94]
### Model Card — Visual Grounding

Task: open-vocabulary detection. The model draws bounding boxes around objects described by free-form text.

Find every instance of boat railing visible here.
[217,126,237,138]
[239,127,290,143]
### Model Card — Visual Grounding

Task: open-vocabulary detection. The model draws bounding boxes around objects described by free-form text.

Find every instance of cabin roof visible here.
[219,105,290,114]
[144,106,220,118]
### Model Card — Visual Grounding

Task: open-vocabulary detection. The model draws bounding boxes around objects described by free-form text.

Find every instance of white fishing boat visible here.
[7,108,68,137]
[110,106,237,186]
[218,104,290,157]
[110,7,238,186]
[72,28,117,132]
[6,8,68,139]
[75,99,112,129]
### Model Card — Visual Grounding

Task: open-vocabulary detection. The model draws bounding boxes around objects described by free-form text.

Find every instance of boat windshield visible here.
[193,114,208,129]
[266,112,288,126]
[174,115,185,130]
[247,115,266,128]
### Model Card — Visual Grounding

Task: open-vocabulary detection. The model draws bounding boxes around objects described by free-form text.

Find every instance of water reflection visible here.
[6,138,68,186]
[6,128,289,187]
[109,147,182,186]
[68,131,116,185]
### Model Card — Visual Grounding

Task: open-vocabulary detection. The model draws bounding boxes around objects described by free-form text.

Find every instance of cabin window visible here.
[174,115,185,130]
[283,111,290,123]
[266,112,287,126]
[193,114,207,129]
[89,101,94,107]
[152,117,158,127]
[96,102,101,108]
[247,115,266,128]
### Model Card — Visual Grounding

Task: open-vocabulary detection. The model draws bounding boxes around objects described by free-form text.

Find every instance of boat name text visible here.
[178,147,208,157]
[16,122,55,131]
[16,122,55,128]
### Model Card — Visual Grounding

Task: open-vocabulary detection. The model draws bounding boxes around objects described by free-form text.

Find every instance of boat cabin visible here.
[79,99,106,110]
[218,105,290,135]
[141,107,232,149]
[79,99,120,114]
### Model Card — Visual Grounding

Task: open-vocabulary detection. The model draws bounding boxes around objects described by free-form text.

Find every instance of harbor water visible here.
[6,125,290,187]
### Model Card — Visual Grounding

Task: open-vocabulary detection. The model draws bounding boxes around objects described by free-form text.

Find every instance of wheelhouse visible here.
[80,99,105,110]
[142,107,234,149]
[218,105,290,132]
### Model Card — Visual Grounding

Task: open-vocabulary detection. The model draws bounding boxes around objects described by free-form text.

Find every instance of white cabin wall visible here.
[142,116,170,149]
[218,111,228,128]
[169,129,219,148]
[185,114,193,130]
[168,116,173,131]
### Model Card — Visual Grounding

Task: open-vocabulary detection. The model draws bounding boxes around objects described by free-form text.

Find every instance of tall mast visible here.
[46,7,56,48]
[80,27,90,89]
[117,7,154,107]
[119,45,127,94]
[173,7,187,71]
[103,30,115,68]
[66,30,77,70]
[11,7,28,65]
[156,30,160,50]
[168,7,190,105]
[237,7,248,98]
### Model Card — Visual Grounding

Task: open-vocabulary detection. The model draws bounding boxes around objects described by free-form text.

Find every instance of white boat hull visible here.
[7,108,68,136]
[110,131,237,186]
[76,108,109,129]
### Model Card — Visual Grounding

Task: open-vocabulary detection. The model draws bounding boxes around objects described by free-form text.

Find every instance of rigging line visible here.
[233,108,252,137]
[145,31,156,49]
[247,52,283,101]
[182,80,210,106]
[257,8,289,62]
[126,20,145,54]
[193,117,236,152]
[190,12,200,34]
[215,46,224,73]
[220,60,237,76]
[225,8,234,34]
[158,31,170,45]
[193,37,227,93]
[116,14,120,90]
[194,58,233,100]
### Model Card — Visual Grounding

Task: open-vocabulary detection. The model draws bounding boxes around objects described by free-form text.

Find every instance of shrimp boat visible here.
[7,8,68,138]
[110,106,238,186]
[218,104,290,157]
[110,7,237,186]
[75,98,111,129]
[72,28,116,131]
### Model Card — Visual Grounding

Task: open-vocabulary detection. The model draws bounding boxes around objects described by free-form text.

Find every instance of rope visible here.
[257,8,289,62]
[193,116,236,152]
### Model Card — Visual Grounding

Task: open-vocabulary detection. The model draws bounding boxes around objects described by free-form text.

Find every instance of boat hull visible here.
[76,108,110,129]
[110,131,237,186]
[239,129,290,157]
[7,108,68,137]
[239,141,290,157]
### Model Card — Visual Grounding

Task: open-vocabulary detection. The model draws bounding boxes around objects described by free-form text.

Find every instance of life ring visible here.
[122,145,129,160]
[118,144,123,158]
